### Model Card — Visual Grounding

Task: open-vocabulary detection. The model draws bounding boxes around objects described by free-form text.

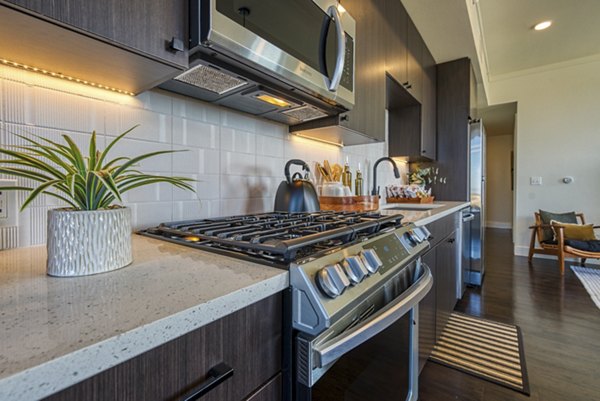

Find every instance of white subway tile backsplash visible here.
[33,87,103,133]
[111,138,173,173]
[220,175,250,199]
[220,151,256,176]
[118,106,171,143]
[221,127,256,154]
[220,109,257,132]
[0,74,403,249]
[172,117,219,149]
[133,202,173,229]
[256,134,284,157]
[3,81,34,125]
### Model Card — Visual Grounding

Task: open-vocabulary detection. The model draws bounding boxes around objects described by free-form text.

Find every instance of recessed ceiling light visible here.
[534,20,552,31]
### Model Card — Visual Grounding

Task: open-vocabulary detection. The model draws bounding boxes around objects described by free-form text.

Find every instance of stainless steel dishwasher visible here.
[459,210,475,298]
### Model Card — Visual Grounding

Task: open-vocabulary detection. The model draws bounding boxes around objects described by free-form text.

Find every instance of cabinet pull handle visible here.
[181,363,234,401]
[447,238,455,244]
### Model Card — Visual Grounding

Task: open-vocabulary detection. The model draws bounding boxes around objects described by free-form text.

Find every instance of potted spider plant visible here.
[0,126,195,277]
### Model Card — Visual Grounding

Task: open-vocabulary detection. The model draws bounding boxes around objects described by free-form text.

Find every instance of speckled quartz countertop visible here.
[0,235,288,401]
[380,201,470,225]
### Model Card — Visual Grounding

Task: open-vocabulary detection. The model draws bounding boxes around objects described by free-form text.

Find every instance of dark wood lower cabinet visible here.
[435,232,458,340]
[244,374,281,401]
[44,293,282,401]
[419,212,461,369]
[418,248,437,373]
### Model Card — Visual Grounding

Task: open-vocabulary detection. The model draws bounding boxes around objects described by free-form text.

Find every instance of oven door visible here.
[194,0,355,109]
[295,260,433,401]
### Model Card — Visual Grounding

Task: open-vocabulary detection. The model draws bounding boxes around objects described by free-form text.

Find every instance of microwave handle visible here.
[313,263,433,367]
[325,5,346,92]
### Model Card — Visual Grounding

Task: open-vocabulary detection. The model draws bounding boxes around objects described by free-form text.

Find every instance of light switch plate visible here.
[0,180,19,226]
[530,176,543,186]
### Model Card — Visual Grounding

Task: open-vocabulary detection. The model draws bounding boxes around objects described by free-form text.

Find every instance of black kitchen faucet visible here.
[371,157,401,196]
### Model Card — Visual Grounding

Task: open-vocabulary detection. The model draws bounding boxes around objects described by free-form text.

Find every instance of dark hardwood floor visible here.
[419,228,600,401]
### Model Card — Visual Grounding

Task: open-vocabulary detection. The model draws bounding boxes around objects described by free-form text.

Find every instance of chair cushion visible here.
[539,210,577,242]
[550,221,597,241]
[564,240,600,253]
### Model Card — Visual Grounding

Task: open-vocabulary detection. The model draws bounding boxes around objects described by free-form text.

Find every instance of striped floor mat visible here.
[429,312,530,395]
[571,265,600,309]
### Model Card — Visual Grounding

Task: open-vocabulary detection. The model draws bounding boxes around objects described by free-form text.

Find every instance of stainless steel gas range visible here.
[141,211,432,401]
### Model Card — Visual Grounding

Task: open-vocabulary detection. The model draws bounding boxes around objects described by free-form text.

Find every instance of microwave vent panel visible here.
[175,65,248,95]
[281,105,328,122]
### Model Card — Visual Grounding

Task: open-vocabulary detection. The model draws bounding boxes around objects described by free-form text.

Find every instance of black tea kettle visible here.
[274,159,320,213]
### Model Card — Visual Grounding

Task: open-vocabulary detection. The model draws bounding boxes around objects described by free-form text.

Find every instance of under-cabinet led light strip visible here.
[0,58,135,96]
[292,132,344,148]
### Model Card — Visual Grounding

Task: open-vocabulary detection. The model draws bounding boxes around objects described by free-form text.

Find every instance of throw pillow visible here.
[539,210,577,242]
[550,220,597,241]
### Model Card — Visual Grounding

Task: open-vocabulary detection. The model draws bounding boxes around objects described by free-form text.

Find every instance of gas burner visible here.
[140,211,404,267]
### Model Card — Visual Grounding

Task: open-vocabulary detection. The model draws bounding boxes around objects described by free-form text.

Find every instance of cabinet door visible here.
[421,46,437,159]
[384,0,408,86]
[419,248,437,373]
[340,0,386,142]
[435,233,458,340]
[406,18,423,102]
[5,0,188,68]
[44,293,282,401]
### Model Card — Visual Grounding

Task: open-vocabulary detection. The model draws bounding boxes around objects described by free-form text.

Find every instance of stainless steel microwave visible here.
[161,0,355,125]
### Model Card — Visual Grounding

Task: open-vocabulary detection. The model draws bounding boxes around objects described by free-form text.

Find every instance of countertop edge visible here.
[412,202,470,226]
[0,272,289,401]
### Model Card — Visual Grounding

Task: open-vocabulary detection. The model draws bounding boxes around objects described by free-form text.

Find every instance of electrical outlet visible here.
[0,180,18,226]
[530,176,543,186]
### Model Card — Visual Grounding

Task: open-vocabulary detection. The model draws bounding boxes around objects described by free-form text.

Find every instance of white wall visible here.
[0,65,405,249]
[485,134,513,228]
[488,58,600,256]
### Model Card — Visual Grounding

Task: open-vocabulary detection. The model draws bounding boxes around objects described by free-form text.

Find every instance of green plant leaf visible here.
[19,180,62,211]
[92,171,122,203]
[61,135,86,174]
[97,125,139,167]
[89,131,97,170]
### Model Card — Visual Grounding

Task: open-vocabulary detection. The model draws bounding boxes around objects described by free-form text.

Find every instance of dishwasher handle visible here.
[462,213,475,223]
[313,264,433,367]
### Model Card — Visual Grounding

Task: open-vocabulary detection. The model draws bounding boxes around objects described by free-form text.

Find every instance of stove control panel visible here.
[290,223,430,333]
[342,256,369,285]
[360,249,383,274]
[316,263,350,298]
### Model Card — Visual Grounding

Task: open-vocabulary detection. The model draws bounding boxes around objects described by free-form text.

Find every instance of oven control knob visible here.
[360,249,383,274]
[316,264,350,298]
[405,231,419,245]
[341,256,369,284]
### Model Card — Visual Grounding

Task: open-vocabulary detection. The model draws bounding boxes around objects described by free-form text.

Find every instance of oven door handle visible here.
[313,264,433,368]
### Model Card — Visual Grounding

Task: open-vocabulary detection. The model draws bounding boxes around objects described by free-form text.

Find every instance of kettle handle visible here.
[285,159,310,183]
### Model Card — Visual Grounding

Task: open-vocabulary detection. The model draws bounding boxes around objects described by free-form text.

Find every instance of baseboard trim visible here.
[486,221,512,229]
[514,245,599,265]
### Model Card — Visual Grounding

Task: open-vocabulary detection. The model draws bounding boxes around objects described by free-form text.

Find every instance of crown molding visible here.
[489,53,600,83]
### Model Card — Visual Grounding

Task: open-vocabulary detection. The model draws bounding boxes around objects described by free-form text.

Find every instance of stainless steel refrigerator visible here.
[467,120,486,286]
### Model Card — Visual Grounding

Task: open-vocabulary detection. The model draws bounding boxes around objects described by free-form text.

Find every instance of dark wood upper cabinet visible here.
[339,0,387,142]
[4,0,188,68]
[384,0,408,86]
[406,18,423,103]
[432,58,476,201]
[421,46,437,159]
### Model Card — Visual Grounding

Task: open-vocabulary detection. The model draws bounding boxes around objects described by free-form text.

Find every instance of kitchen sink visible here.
[385,203,445,211]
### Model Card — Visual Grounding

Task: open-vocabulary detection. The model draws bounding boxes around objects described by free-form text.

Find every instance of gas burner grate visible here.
[140,211,403,267]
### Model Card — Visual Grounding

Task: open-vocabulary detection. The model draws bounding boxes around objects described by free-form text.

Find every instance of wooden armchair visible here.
[528,212,600,274]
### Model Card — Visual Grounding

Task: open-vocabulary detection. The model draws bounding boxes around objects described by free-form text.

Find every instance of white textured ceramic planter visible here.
[47,207,133,277]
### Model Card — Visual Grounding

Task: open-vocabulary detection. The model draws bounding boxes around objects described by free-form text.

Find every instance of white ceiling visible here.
[404,0,600,78]
[479,0,600,76]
